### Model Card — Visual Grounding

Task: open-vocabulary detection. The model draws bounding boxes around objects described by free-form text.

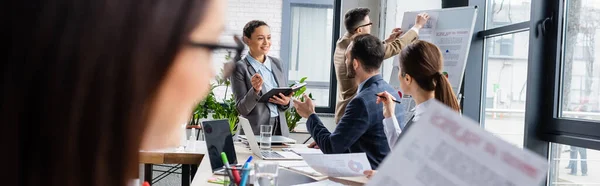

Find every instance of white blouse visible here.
[382,98,435,148]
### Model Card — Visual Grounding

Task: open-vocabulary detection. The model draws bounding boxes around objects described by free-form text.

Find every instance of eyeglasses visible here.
[188,35,244,78]
[354,22,373,31]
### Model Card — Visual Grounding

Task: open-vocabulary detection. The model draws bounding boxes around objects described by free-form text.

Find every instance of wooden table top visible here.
[139,141,206,165]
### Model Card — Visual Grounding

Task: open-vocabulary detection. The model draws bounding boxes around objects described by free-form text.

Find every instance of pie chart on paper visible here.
[348,160,364,173]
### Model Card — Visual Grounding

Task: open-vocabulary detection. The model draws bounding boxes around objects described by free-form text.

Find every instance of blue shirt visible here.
[247,53,279,117]
[357,77,369,93]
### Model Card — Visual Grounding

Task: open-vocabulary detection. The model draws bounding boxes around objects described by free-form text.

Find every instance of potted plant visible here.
[285,77,313,132]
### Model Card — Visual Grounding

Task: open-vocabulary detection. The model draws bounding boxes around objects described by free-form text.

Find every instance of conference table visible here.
[190,141,369,186]
[140,143,204,186]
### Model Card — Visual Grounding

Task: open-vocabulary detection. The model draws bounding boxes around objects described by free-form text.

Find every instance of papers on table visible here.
[288,166,324,177]
[277,161,323,177]
[291,179,344,186]
[277,161,310,168]
[302,153,371,177]
[366,100,548,186]
[283,148,324,155]
[286,144,311,148]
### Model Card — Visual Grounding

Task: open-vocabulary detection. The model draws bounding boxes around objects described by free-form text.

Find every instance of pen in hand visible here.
[375,94,402,104]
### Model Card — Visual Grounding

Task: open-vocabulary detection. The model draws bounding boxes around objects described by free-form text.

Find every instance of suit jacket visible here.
[230,56,291,136]
[306,74,405,169]
[333,30,418,123]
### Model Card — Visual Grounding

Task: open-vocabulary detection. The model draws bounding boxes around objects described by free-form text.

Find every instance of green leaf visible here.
[299,77,308,83]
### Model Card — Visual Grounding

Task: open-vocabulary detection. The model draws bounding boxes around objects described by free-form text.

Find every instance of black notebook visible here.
[258,82,307,103]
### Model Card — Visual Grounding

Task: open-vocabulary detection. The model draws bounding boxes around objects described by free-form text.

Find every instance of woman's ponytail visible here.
[401,40,461,112]
[433,72,460,111]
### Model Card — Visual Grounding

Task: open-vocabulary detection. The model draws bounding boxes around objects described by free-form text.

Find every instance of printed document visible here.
[366,100,548,186]
[302,153,371,177]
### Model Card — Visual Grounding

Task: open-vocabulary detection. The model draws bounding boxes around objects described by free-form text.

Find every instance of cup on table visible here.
[254,161,279,186]
[259,125,273,151]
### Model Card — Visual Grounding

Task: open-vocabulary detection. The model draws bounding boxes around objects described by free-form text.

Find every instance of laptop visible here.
[238,116,302,160]
[202,119,240,175]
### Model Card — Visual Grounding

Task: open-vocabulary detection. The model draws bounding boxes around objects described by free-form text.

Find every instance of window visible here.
[474,0,532,149]
[548,143,599,185]
[282,0,337,111]
[483,31,529,148]
[468,0,600,185]
[527,0,600,185]
[488,34,515,57]
[486,0,531,29]
[288,4,333,107]
[559,0,600,122]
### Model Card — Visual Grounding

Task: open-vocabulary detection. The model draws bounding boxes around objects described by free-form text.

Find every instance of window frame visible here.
[534,0,600,151]
[281,0,339,113]
[459,0,600,185]
[462,1,549,185]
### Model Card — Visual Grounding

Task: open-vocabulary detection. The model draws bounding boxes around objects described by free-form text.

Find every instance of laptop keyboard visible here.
[261,151,285,158]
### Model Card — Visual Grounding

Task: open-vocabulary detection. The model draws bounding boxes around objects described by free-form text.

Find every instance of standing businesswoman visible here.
[231,20,293,136]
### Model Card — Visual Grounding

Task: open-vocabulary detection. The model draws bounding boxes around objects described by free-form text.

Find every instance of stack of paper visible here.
[282,148,323,155]
[277,161,323,177]
[277,161,310,168]
[288,166,324,177]
[302,153,371,177]
[291,179,344,186]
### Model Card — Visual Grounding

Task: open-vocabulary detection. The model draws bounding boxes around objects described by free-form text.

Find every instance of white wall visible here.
[224,0,283,58]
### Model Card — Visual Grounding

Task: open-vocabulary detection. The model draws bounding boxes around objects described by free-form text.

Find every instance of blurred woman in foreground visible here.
[7,0,241,185]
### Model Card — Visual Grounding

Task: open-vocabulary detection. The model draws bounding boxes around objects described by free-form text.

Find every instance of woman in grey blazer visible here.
[230,20,292,136]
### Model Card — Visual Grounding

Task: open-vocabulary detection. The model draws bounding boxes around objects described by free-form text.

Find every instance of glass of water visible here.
[254,161,278,186]
[260,125,272,151]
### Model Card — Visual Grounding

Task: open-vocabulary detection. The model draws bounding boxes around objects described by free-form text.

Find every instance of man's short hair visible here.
[350,34,384,73]
[344,8,370,33]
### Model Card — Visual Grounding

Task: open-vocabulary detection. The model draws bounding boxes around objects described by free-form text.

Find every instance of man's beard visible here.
[346,60,356,78]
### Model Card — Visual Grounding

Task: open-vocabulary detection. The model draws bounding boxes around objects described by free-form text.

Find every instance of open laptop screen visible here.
[202,119,237,172]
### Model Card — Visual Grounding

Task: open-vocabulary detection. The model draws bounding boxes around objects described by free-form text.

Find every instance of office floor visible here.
[146,115,335,186]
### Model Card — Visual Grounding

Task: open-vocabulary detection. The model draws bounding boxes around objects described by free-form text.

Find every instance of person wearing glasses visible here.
[8,0,244,185]
[363,40,460,178]
[230,20,293,136]
[309,7,430,149]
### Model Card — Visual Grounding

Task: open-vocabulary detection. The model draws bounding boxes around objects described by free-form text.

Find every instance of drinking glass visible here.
[259,125,272,151]
[254,161,278,186]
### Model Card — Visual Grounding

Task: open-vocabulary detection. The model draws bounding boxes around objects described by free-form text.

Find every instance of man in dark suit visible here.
[293,34,405,169]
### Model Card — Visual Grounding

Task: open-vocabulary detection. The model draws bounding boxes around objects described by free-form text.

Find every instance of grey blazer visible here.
[230,56,291,136]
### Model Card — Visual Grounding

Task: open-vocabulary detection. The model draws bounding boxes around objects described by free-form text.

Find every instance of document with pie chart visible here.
[301,153,371,177]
